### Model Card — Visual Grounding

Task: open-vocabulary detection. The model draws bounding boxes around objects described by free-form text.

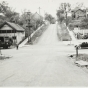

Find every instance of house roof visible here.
[31,12,43,21]
[71,9,86,13]
[0,21,25,32]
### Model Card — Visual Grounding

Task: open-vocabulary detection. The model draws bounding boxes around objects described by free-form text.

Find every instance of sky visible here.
[0,0,88,18]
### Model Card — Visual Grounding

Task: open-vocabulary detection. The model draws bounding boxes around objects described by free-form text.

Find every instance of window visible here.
[0,30,16,33]
[12,36,16,40]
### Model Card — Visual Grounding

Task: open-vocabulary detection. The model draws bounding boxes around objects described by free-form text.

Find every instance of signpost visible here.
[26,20,32,43]
[26,12,32,44]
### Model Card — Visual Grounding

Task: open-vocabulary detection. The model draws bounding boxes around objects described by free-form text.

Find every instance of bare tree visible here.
[74,2,85,9]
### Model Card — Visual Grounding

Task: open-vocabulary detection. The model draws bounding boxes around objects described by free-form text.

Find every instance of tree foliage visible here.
[56,10,65,23]
[0,1,44,38]
[75,2,84,9]
[59,3,71,12]
[56,3,71,24]
[45,13,55,24]
[80,18,88,28]
[0,1,20,25]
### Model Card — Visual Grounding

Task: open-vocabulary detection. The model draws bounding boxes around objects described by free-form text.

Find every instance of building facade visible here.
[0,21,25,44]
[71,9,86,20]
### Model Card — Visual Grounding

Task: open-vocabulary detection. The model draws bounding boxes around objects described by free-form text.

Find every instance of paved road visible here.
[0,24,88,87]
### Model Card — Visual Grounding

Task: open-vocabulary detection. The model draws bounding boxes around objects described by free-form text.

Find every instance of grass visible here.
[72,54,88,62]
[57,23,71,41]
[27,25,48,44]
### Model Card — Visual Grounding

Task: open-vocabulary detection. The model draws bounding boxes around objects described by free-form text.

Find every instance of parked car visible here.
[74,42,88,49]
[80,42,88,48]
[0,37,13,49]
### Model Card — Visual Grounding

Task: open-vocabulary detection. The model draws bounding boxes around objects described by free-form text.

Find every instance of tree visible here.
[31,12,43,29]
[56,10,65,23]
[45,13,55,24]
[57,3,71,24]
[59,3,71,12]
[0,1,20,24]
[74,2,84,9]
[0,1,8,13]
[66,16,72,25]
[80,18,88,28]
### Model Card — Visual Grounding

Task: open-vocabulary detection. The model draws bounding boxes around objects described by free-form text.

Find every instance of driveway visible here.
[0,24,88,86]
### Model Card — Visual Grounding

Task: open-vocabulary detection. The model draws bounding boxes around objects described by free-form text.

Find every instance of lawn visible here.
[29,25,48,44]
[57,23,71,41]
[72,54,88,62]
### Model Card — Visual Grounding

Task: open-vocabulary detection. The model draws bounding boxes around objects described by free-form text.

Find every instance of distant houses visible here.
[31,12,43,27]
[68,8,88,27]
[31,12,43,21]
[71,9,86,20]
[0,21,25,44]
[68,8,88,39]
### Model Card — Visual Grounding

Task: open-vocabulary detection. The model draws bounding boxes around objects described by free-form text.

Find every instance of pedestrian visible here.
[16,44,19,50]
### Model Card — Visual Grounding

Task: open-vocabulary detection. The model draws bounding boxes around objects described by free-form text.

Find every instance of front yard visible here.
[57,23,71,41]
[71,54,88,62]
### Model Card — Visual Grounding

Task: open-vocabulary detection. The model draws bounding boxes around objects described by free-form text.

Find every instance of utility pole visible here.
[76,45,79,61]
[26,12,32,44]
[66,11,67,26]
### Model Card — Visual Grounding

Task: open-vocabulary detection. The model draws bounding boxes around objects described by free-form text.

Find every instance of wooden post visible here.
[28,28,30,43]
[76,46,78,61]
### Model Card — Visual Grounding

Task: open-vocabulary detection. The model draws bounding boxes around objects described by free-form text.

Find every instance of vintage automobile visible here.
[74,42,88,49]
[0,37,13,49]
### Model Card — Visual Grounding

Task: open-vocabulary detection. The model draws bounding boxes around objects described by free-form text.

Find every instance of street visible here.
[0,24,88,86]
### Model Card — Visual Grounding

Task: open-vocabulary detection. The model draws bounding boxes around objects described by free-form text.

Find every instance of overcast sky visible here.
[0,0,88,17]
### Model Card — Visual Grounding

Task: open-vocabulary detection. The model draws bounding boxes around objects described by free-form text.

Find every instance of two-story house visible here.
[71,9,86,20]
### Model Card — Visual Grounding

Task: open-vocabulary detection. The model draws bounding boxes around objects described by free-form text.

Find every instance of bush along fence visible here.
[57,23,71,41]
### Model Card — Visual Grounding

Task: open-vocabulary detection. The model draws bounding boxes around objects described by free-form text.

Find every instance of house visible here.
[0,21,25,44]
[31,12,43,21]
[71,9,86,20]
[23,12,43,37]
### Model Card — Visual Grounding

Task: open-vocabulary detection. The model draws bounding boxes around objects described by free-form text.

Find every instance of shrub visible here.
[80,42,88,47]
[83,34,88,39]
[57,23,71,41]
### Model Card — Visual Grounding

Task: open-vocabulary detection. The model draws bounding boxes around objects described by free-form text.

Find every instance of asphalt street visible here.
[0,24,88,87]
